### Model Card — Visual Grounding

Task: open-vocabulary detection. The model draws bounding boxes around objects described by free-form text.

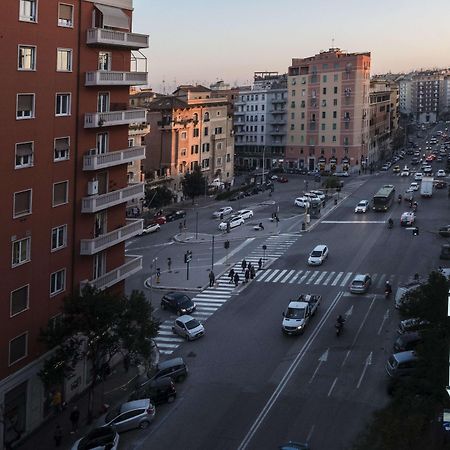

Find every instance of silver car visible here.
[71,426,119,450]
[212,206,233,218]
[172,315,205,340]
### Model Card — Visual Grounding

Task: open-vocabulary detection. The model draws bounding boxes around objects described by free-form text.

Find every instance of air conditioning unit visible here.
[87,180,99,195]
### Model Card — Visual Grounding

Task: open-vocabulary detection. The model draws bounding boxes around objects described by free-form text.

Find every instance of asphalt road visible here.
[119,126,449,450]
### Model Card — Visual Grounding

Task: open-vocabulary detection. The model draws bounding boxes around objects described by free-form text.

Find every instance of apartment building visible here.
[286,48,371,173]
[0,0,148,444]
[234,72,287,170]
[144,86,234,199]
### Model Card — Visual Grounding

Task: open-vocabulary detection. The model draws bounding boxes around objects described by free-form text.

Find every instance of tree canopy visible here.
[182,165,207,202]
[144,185,173,209]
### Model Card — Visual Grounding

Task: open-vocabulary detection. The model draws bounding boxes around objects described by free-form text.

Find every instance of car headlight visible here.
[297,324,304,329]
[181,308,186,313]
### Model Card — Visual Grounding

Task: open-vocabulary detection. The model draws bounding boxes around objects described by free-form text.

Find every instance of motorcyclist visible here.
[385,280,392,294]
[336,315,345,327]
[388,218,393,228]
[258,222,264,230]
[398,194,402,203]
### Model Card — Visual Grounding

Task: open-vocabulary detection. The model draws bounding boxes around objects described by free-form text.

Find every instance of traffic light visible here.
[184,250,192,263]
[413,227,419,236]
[224,240,230,249]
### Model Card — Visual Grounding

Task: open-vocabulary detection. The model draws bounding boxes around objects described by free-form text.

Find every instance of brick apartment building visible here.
[0,0,148,444]
[286,48,371,173]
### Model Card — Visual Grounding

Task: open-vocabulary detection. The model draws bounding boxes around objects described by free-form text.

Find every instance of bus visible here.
[373,185,395,211]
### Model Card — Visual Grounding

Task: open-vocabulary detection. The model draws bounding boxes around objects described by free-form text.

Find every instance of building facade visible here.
[0,0,147,444]
[234,72,287,171]
[286,48,371,173]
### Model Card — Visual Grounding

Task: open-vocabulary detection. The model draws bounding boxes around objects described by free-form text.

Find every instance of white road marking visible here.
[281,270,296,283]
[215,238,256,265]
[356,352,373,389]
[273,269,288,282]
[314,271,327,285]
[340,272,353,287]
[331,272,344,286]
[323,271,335,285]
[264,269,280,282]
[289,271,302,283]
[327,377,338,397]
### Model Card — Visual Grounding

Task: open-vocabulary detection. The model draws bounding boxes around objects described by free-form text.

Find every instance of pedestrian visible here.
[69,406,80,434]
[258,258,263,270]
[228,268,235,284]
[167,257,172,273]
[234,272,240,286]
[54,424,62,447]
[245,268,250,283]
[250,266,256,279]
[52,389,62,415]
[123,353,130,373]
[209,270,215,287]
[241,259,247,271]
[183,219,186,229]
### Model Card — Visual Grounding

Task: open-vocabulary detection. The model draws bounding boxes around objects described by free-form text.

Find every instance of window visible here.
[50,269,66,296]
[333,99,338,106]
[98,51,111,71]
[13,190,32,217]
[56,48,72,71]
[58,3,73,27]
[96,132,108,154]
[291,101,296,108]
[321,124,326,131]
[19,0,37,22]
[323,75,327,82]
[322,88,327,95]
[55,93,71,116]
[292,90,296,96]
[98,92,109,112]
[290,124,295,130]
[193,128,199,138]
[93,253,106,279]
[54,137,70,161]
[15,142,34,168]
[181,131,187,140]
[332,135,336,142]
[334,86,338,94]
[53,181,68,206]
[202,143,210,152]
[201,158,209,168]
[334,74,338,82]
[9,333,28,366]
[301,124,304,131]
[180,148,187,156]
[16,94,35,119]
[214,127,223,135]
[216,157,222,165]
[333,111,337,119]
[322,112,326,119]
[321,136,325,143]
[18,45,36,70]
[10,285,29,317]
[51,225,67,251]
[226,153,231,162]
[12,237,31,267]
[204,127,209,136]
[216,142,222,151]
[332,123,337,130]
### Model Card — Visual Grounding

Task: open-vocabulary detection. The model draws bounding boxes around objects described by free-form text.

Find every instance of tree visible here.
[145,185,173,209]
[391,128,405,150]
[182,165,207,203]
[39,287,159,422]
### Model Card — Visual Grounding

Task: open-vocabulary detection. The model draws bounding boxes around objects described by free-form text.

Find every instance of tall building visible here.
[0,0,148,444]
[144,86,234,199]
[286,48,371,173]
[234,72,287,170]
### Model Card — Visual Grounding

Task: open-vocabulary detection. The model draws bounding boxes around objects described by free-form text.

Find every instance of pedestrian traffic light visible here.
[413,227,419,236]
[224,240,230,249]
[184,250,192,263]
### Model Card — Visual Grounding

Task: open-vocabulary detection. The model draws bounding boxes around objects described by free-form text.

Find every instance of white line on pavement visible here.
[327,377,338,397]
[215,238,256,265]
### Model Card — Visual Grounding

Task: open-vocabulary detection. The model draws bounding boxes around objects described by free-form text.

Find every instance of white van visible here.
[395,282,422,309]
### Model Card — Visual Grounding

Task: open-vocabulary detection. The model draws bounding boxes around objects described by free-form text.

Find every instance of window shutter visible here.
[59,4,73,20]
[18,95,33,111]
[53,182,68,205]
[14,191,31,215]
[16,142,33,156]
[55,137,69,151]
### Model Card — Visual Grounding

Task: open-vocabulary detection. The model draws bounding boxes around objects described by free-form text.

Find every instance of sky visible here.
[133,0,450,93]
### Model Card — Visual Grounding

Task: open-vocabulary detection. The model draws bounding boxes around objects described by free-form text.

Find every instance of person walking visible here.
[228,268,235,284]
[69,406,80,434]
[244,268,250,284]
[234,272,240,286]
[54,424,62,447]
[167,257,172,273]
[209,270,215,287]
[241,259,247,271]
[258,258,263,270]
[52,389,62,415]
[250,265,256,279]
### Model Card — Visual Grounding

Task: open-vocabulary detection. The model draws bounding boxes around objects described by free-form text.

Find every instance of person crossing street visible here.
[209,270,215,287]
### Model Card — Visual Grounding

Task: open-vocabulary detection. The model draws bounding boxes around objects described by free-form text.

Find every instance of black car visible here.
[130,377,176,405]
[165,210,186,222]
[146,357,188,383]
[161,292,196,315]
[393,332,422,352]
[438,225,450,237]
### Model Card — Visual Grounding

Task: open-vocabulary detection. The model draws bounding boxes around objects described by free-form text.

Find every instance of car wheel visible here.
[139,420,150,429]
[177,374,186,382]
[172,327,176,334]
[176,310,181,316]
[185,334,191,341]
[160,303,166,310]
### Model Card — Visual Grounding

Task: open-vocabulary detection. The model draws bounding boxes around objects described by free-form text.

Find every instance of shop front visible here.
[342,157,350,172]
[329,157,337,172]
[318,156,326,172]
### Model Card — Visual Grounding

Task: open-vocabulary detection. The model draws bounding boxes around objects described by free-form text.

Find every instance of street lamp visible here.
[149,257,158,302]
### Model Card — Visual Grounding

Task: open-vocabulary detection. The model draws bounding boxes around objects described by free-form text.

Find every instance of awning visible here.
[95,4,129,30]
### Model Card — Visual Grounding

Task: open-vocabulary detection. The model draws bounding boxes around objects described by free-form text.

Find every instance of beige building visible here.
[144,86,234,199]
[286,48,371,173]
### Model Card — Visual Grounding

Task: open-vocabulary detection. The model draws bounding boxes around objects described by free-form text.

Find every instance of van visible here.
[386,351,418,378]
[394,282,421,309]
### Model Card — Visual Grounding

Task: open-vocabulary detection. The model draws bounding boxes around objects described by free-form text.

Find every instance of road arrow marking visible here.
[356,352,373,389]
[308,348,329,384]
[344,305,353,319]
[377,309,390,335]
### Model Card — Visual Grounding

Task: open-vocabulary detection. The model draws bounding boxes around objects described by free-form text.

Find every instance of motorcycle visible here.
[335,321,344,336]
[388,220,393,229]
[385,284,392,299]
[398,195,402,204]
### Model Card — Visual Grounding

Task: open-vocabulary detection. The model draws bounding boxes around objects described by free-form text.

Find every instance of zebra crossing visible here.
[154,234,299,354]
[256,268,396,288]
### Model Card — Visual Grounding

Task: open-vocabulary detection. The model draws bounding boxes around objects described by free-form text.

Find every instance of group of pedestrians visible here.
[228,258,263,286]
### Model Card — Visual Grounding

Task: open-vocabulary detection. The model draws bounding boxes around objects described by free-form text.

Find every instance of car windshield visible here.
[285,307,305,319]
[105,407,121,423]
[185,319,200,330]
[180,299,192,308]
[310,251,322,257]
[352,280,364,286]
[358,202,366,206]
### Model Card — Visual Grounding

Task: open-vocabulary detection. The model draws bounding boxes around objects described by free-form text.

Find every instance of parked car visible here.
[400,168,410,177]
[129,377,176,405]
[172,315,205,340]
[165,210,186,222]
[333,171,349,177]
[438,225,450,237]
[354,200,370,213]
[294,197,310,208]
[237,209,254,220]
[400,211,415,226]
[392,165,400,173]
[436,169,447,177]
[212,206,233,218]
[385,351,418,378]
[161,292,196,315]
[146,357,188,383]
[307,245,329,266]
[277,176,288,183]
[230,191,246,201]
[98,399,155,432]
[139,223,160,235]
[218,215,244,231]
[409,182,419,191]
[397,318,430,334]
[303,193,322,207]
[309,190,326,202]
[441,244,450,260]
[71,426,119,450]
[349,273,372,294]
[393,332,422,353]
[279,442,310,450]
[152,215,167,225]
[435,180,447,189]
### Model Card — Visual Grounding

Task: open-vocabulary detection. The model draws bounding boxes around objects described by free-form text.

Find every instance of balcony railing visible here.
[80,219,143,255]
[84,109,146,128]
[82,255,143,291]
[85,71,147,86]
[87,28,149,49]
[81,183,144,213]
[83,146,146,171]
[270,109,286,114]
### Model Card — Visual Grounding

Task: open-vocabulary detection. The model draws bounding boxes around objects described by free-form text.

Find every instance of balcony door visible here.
[97,92,110,113]
[96,171,108,195]
[94,211,107,237]
[96,132,108,154]
[93,251,106,280]
[98,52,111,71]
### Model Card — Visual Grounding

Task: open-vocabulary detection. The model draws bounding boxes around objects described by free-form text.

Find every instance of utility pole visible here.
[211,235,215,271]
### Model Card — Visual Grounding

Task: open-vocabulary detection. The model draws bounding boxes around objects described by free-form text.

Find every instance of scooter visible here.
[335,321,344,336]
[388,220,393,229]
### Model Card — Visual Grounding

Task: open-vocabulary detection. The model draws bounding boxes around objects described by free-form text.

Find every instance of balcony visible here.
[85,71,147,86]
[84,109,146,128]
[87,28,149,49]
[80,219,143,255]
[270,130,285,136]
[83,146,145,171]
[82,255,143,291]
[270,109,286,114]
[271,119,286,125]
[234,111,245,116]
[81,183,145,213]
[271,98,286,104]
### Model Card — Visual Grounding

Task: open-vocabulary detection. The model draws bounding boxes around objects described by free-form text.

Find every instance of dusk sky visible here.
[133,0,450,93]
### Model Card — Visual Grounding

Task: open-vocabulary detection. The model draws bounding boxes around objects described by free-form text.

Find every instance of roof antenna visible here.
[331,37,335,49]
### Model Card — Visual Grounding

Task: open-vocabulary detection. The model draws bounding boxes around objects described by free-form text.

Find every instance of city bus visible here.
[372,185,396,211]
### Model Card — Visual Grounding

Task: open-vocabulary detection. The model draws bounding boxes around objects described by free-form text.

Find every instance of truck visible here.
[282,294,321,335]
[420,176,434,197]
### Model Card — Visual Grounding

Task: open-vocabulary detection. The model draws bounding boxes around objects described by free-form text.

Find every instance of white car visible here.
[218,215,244,231]
[213,206,233,218]
[400,168,410,177]
[355,200,370,213]
[172,315,205,340]
[307,244,329,266]
[333,171,349,177]
[423,166,433,174]
[436,169,447,177]
[309,190,326,202]
[139,223,160,235]
[409,182,419,191]
[237,209,254,220]
[414,172,423,181]
[294,197,310,208]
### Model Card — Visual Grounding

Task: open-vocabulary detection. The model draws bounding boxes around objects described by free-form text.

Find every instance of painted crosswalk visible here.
[154,233,299,354]
[255,268,396,288]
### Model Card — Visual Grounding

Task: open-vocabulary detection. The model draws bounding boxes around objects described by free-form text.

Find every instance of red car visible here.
[152,215,167,225]
[277,176,288,183]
